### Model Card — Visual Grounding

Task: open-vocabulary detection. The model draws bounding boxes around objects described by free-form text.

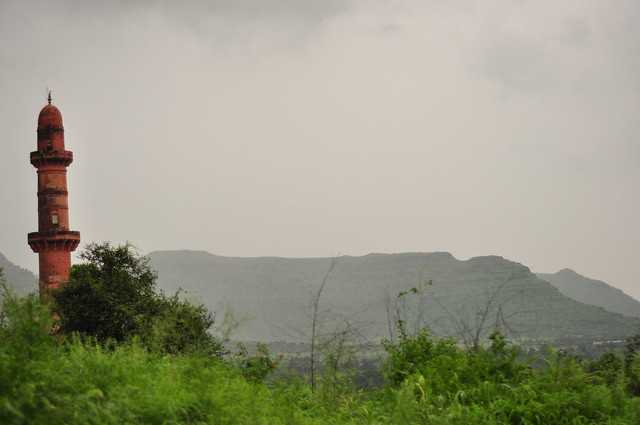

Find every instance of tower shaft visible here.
[28,98,80,300]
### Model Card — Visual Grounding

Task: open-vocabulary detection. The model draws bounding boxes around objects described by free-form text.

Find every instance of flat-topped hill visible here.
[149,251,639,343]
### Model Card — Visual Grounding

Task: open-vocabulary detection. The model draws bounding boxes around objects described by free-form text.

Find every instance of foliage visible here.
[588,352,625,387]
[233,342,280,383]
[630,355,640,399]
[625,333,640,364]
[54,243,158,342]
[2,280,640,424]
[316,328,359,409]
[382,329,638,424]
[626,332,640,395]
[54,243,223,356]
[144,290,223,357]
[0,293,311,425]
[0,288,56,377]
[383,327,459,387]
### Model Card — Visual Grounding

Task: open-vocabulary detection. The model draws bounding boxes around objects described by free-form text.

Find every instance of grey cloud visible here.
[469,1,640,94]
[0,0,638,303]
[479,36,550,91]
[36,0,353,23]
[559,19,591,48]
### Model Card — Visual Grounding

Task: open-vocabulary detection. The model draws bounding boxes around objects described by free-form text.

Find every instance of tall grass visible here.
[1,289,639,424]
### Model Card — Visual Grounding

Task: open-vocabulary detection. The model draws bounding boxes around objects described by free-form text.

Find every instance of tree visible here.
[431,273,533,350]
[317,319,361,405]
[55,243,158,342]
[625,332,640,395]
[232,342,280,382]
[625,332,640,366]
[309,257,337,392]
[54,242,223,356]
[384,279,432,342]
[145,290,222,356]
[588,352,624,387]
[279,256,367,392]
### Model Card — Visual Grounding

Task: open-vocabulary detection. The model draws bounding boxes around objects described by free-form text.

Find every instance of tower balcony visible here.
[30,150,73,168]
[28,231,80,253]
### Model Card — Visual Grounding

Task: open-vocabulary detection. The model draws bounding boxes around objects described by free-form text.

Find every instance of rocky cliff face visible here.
[538,269,640,319]
[149,251,639,343]
[0,252,37,295]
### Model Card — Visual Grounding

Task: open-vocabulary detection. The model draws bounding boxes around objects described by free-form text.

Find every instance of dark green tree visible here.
[54,243,223,356]
[625,333,640,364]
[588,352,624,387]
[145,290,222,356]
[625,332,640,395]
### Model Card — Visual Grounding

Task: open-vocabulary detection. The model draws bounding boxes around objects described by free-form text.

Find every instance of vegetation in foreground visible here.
[1,247,640,425]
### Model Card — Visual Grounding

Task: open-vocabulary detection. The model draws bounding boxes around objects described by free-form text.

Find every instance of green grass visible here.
[1,291,639,425]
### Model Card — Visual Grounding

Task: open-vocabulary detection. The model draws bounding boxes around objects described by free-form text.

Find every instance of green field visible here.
[2,289,639,425]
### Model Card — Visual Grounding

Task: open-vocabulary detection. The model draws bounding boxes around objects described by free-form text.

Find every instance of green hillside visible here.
[149,251,639,343]
[538,269,640,318]
[0,252,37,295]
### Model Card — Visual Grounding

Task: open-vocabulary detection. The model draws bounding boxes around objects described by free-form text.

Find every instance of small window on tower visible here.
[51,214,59,225]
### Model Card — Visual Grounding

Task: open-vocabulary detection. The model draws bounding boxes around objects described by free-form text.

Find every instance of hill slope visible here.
[149,251,639,343]
[538,269,640,319]
[0,252,37,295]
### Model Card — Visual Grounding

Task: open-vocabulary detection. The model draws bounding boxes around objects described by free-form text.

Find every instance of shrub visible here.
[382,329,638,424]
[233,342,279,383]
[626,333,640,395]
[3,265,640,424]
[383,328,459,387]
[588,352,625,387]
[54,243,223,356]
[0,292,320,425]
[143,290,223,356]
[629,354,640,398]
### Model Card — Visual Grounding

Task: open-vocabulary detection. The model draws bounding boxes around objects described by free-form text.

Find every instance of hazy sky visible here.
[1,0,638,298]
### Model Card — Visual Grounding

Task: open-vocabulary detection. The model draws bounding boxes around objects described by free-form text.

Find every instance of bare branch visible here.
[310,257,338,392]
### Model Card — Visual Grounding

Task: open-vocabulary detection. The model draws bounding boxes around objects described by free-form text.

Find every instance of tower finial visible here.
[47,89,52,105]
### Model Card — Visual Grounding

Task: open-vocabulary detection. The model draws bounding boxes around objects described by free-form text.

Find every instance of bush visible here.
[588,352,625,387]
[0,292,321,425]
[383,328,459,387]
[626,333,640,396]
[382,330,638,424]
[143,290,224,356]
[3,264,640,425]
[629,354,640,398]
[54,243,223,356]
[1,289,640,424]
[233,342,279,383]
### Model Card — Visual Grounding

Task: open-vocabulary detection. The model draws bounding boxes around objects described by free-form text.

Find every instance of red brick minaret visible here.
[28,93,80,300]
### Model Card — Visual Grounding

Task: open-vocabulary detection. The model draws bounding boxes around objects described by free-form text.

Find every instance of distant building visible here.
[28,93,80,300]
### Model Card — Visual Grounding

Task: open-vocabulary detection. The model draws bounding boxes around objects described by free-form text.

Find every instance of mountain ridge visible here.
[1,248,637,343]
[148,250,639,343]
[538,269,640,319]
[0,252,37,295]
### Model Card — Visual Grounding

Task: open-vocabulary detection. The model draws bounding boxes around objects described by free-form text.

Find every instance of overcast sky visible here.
[1,0,638,298]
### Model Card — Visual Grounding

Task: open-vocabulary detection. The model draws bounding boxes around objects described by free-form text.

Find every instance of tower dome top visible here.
[38,92,63,130]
